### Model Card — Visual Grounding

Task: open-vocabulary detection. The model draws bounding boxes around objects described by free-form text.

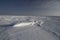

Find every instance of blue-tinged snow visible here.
[0,16,60,40]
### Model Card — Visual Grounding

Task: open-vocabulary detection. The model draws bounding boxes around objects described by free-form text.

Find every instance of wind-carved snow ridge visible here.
[13,20,38,27]
[13,22,35,27]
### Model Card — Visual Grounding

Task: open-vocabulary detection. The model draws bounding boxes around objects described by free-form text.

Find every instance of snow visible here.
[13,22,35,27]
[8,25,57,40]
[0,16,59,40]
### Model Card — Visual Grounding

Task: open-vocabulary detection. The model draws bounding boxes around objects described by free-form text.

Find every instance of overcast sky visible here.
[0,0,60,16]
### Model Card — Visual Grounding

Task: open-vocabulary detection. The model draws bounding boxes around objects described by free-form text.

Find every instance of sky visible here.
[0,0,60,16]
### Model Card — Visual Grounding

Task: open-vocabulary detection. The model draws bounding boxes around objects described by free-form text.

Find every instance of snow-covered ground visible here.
[13,22,34,27]
[0,16,60,40]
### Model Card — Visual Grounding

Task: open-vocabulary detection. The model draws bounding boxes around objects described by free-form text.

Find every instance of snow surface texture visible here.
[13,22,34,27]
[0,16,60,40]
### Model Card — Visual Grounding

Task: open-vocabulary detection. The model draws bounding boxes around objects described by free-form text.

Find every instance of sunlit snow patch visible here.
[13,22,35,27]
